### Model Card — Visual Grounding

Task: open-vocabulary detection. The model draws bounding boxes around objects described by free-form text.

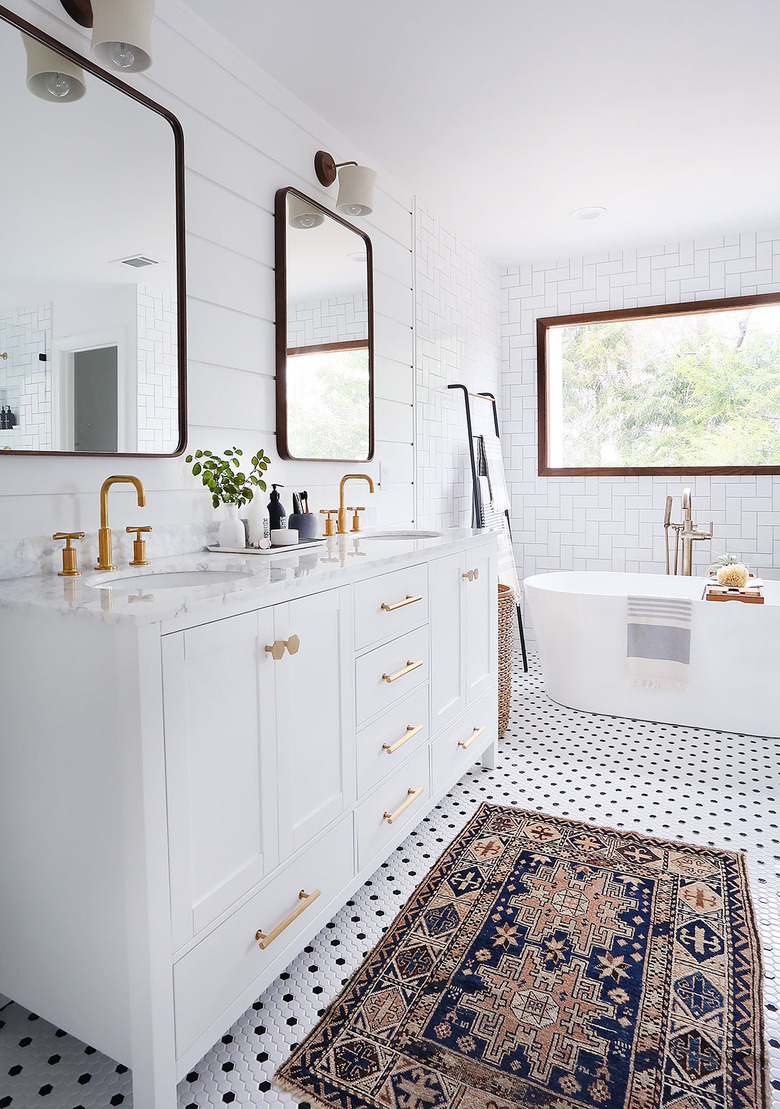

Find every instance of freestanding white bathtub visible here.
[524,571,780,739]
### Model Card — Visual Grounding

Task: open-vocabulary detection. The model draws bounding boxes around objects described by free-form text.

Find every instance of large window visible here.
[537,293,780,475]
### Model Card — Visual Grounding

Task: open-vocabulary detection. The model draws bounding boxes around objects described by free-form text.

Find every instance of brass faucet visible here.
[96,475,146,570]
[338,474,374,535]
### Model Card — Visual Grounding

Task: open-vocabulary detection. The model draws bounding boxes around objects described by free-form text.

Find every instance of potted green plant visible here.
[186,447,270,548]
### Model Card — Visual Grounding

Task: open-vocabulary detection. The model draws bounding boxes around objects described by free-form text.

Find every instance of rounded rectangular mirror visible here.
[275,188,374,461]
[0,6,186,456]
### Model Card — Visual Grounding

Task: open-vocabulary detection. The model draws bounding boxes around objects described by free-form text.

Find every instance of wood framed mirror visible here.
[0,4,186,457]
[275,187,374,461]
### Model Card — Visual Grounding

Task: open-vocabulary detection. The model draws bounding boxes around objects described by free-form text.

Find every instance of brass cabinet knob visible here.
[127,525,152,567]
[264,636,300,660]
[53,532,85,577]
[462,568,479,582]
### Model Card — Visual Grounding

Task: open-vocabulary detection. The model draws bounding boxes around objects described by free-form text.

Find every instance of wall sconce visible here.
[314,151,376,217]
[23,33,86,101]
[58,0,154,73]
[288,194,325,230]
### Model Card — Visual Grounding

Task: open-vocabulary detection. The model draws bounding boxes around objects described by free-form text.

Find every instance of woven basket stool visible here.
[498,583,515,737]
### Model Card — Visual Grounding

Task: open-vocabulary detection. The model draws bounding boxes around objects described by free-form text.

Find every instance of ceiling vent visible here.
[114,254,160,269]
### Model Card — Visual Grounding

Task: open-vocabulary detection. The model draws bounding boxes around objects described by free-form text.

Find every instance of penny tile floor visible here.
[1,653,778,1107]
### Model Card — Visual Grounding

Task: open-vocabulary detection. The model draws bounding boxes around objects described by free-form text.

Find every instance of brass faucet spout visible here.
[338,473,375,535]
[96,475,147,571]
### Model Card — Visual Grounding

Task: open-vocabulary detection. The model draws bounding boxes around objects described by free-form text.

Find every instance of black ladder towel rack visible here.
[448,383,528,672]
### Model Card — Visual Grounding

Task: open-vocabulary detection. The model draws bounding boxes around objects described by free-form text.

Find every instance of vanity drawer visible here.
[431,695,496,793]
[357,684,430,798]
[354,563,428,649]
[173,815,354,1060]
[355,625,429,725]
[355,745,430,870]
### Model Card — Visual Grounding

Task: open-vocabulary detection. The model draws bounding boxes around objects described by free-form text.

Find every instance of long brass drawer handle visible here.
[255,888,321,950]
[382,659,423,684]
[383,724,423,755]
[381,594,423,612]
[383,787,424,824]
[458,726,486,750]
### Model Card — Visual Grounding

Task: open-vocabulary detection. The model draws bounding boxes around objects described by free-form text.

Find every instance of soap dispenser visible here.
[268,484,287,530]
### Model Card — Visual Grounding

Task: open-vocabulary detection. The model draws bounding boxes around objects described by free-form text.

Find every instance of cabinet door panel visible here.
[464,545,497,704]
[429,551,466,730]
[163,611,276,949]
[276,588,354,857]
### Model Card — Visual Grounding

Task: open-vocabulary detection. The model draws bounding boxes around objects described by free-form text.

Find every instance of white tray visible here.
[207,540,325,556]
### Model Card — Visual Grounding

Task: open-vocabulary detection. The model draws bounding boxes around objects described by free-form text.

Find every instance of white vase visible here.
[218,503,246,549]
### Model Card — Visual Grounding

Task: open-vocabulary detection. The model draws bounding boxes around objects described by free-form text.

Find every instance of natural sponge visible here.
[716,562,749,588]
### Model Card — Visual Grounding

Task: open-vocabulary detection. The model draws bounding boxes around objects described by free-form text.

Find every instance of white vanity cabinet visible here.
[429,544,496,726]
[0,530,497,1109]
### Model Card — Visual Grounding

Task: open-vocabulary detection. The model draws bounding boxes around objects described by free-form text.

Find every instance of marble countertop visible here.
[0,529,494,630]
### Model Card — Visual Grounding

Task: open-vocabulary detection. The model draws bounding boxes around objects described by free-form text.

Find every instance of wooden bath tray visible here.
[705,585,764,604]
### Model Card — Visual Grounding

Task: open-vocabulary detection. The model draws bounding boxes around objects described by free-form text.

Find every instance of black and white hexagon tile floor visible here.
[1,653,779,1109]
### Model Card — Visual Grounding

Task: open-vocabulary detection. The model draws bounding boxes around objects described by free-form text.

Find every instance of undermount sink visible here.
[89,570,249,590]
[362,529,443,540]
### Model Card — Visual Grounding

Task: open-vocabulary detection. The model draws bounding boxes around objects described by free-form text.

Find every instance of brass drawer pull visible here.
[383,724,423,755]
[382,659,423,684]
[255,888,321,949]
[462,568,480,582]
[458,726,486,750]
[381,594,423,612]
[383,787,424,824]
[264,635,300,661]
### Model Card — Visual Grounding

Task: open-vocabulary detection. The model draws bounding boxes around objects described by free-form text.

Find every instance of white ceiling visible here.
[181,0,780,265]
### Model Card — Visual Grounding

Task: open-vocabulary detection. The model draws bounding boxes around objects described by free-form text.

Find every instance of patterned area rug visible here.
[275,804,768,1109]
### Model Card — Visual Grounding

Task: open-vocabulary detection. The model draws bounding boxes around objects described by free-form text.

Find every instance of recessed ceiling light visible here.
[346,251,367,263]
[570,206,607,221]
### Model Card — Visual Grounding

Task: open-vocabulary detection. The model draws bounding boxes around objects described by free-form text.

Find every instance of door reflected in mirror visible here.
[276,189,374,461]
[0,10,185,456]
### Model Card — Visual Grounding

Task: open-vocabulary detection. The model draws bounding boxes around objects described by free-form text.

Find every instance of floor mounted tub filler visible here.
[524,570,780,740]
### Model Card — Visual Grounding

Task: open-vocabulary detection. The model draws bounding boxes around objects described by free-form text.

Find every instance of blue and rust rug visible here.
[275,804,768,1109]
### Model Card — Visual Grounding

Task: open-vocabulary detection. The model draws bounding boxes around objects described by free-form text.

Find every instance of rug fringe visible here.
[273,1072,339,1109]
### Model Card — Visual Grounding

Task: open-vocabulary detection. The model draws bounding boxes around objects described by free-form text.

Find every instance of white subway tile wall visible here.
[501,230,780,644]
[287,293,368,347]
[415,202,502,529]
[137,286,180,453]
[0,303,52,452]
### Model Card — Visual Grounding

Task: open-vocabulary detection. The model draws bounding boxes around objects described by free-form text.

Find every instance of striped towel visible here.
[627,596,692,691]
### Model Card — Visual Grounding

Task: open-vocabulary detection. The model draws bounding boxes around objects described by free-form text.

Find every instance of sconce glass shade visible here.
[23,34,86,102]
[91,0,154,73]
[288,194,325,229]
[336,165,376,217]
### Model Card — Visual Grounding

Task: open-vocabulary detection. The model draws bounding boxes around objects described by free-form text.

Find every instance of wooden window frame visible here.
[536,291,780,476]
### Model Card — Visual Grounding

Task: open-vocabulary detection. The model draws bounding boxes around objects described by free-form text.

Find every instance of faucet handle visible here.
[53,532,85,577]
[319,509,338,537]
[126,525,152,567]
[350,507,366,532]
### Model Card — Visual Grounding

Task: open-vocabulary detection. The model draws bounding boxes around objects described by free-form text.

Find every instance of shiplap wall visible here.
[0,0,415,552]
